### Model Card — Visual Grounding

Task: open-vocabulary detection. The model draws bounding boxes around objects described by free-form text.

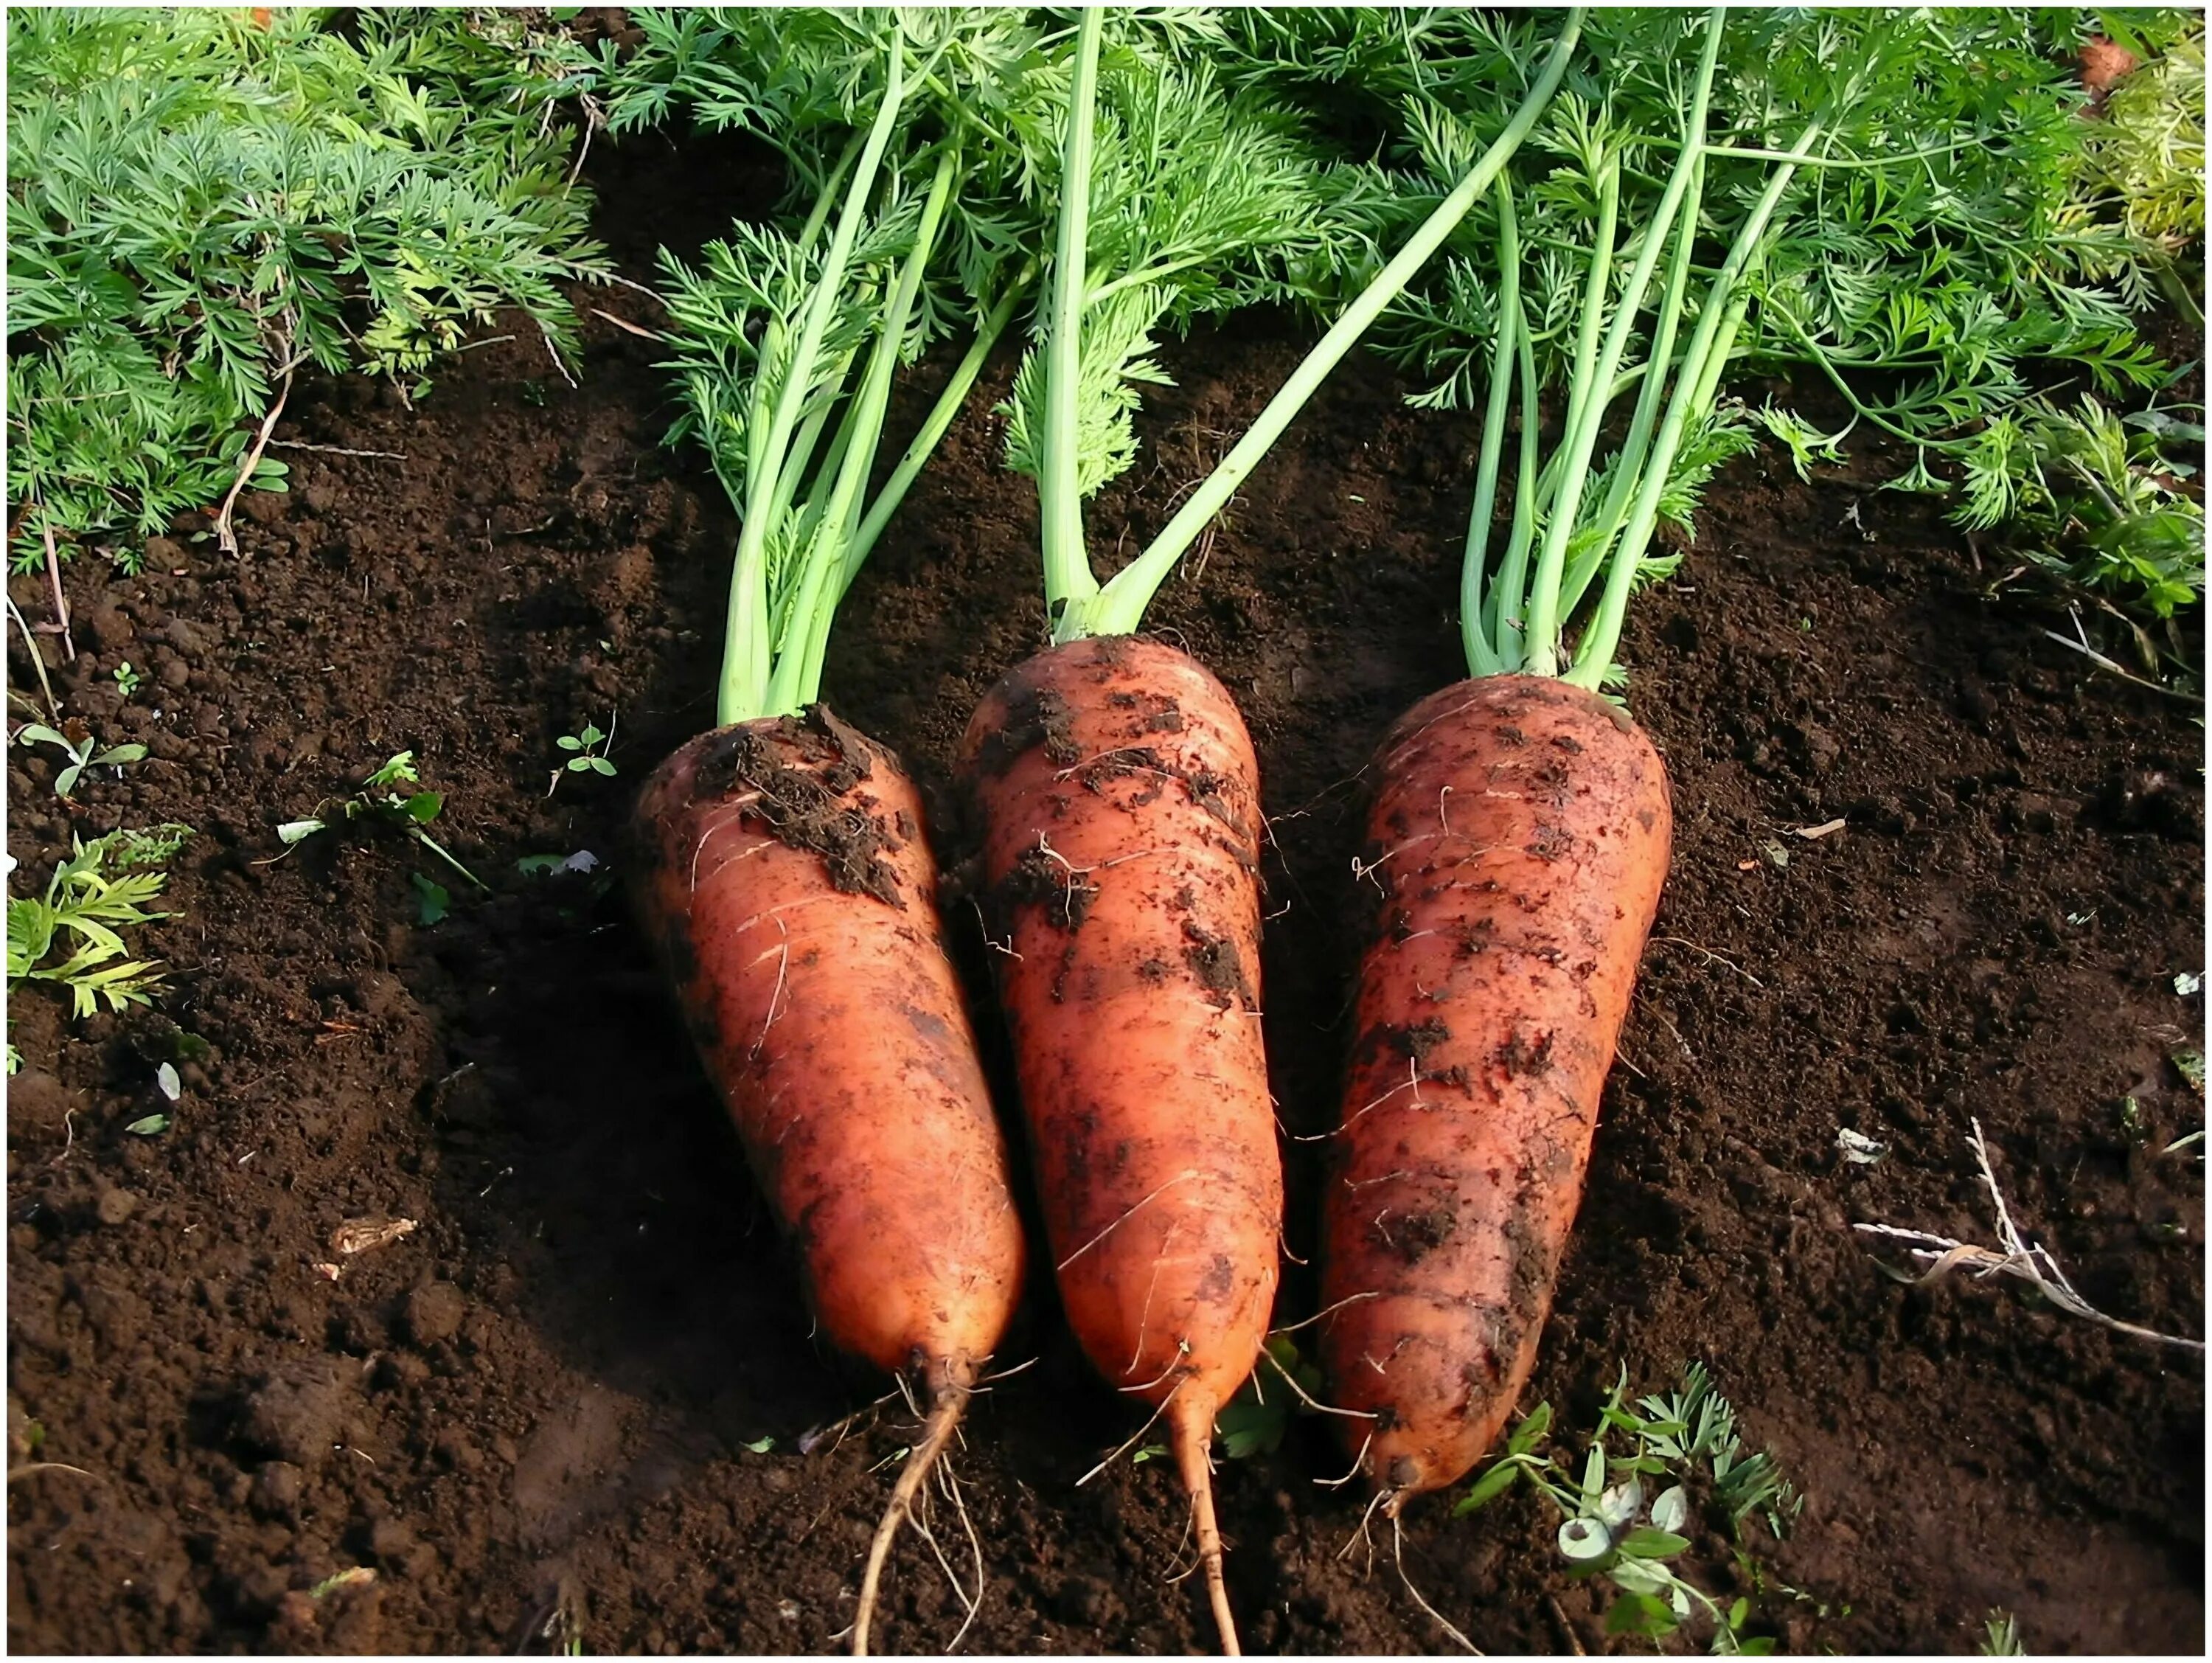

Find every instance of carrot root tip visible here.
[850,1384,969,1658]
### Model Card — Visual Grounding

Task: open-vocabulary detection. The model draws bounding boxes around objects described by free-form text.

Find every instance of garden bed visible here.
[6,127,2203,1656]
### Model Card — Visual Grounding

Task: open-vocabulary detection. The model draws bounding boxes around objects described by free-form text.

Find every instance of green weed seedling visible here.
[1980,1608,2025,1656]
[1456,1362,1810,1653]
[12,720,147,798]
[279,751,487,898]
[550,718,616,794]
[7,824,193,1071]
[113,662,143,699]
[1214,1335,1325,1459]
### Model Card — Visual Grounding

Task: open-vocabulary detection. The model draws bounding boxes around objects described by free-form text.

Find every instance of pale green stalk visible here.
[1516,153,1619,673]
[1068,10,1586,642]
[1487,271,1543,667]
[1038,7,1105,632]
[1521,9,1723,674]
[842,261,1035,593]
[1565,119,1825,690]
[772,147,961,712]
[1461,176,1521,678]
[718,38,908,726]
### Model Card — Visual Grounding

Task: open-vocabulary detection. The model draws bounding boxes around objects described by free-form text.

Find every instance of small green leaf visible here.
[740,1435,774,1454]
[1737,1639,1776,1655]
[587,757,616,776]
[1130,1442,1169,1464]
[1730,1597,1751,1631]
[1614,1527,1691,1560]
[277,819,325,845]
[411,873,449,926]
[515,854,566,875]
[1649,1482,1688,1534]
[96,743,147,766]
[1603,1591,1677,1637]
[1507,1400,1552,1455]
[579,726,604,746]
[557,735,582,751]
[403,791,442,824]
[567,756,596,772]
[124,1112,170,1136]
[365,753,417,788]
[15,723,69,750]
[1454,1459,1524,1515]
[155,1062,181,1101]
[55,763,84,797]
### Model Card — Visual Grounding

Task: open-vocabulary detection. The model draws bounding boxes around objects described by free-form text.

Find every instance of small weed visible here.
[1214,1335,1323,1459]
[549,717,616,795]
[112,662,143,698]
[7,826,194,1059]
[307,1566,377,1600]
[1456,1363,1808,1652]
[11,719,147,798]
[2174,1049,2206,1093]
[411,873,450,926]
[1980,1608,2024,1656]
[279,751,487,896]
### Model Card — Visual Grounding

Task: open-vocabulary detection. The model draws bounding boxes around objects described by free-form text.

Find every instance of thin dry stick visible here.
[1652,936,1764,989]
[1547,1594,1586,1656]
[215,369,294,556]
[1854,1117,2205,1353]
[7,1462,98,1482]
[267,439,408,462]
[7,595,61,723]
[40,522,73,662]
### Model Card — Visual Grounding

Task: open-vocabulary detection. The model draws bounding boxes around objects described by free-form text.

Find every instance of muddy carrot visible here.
[959,11,1585,1650]
[1318,7,1801,1524]
[629,25,1042,1653]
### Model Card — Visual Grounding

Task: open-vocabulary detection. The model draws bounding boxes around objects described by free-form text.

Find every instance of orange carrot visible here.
[1317,676,1670,1510]
[631,708,1024,1653]
[957,635,1281,1653]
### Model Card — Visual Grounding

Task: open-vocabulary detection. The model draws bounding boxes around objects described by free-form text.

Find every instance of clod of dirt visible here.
[238,1361,349,1468]
[7,1069,74,1141]
[93,1186,136,1226]
[249,1460,305,1518]
[402,1281,467,1348]
[688,706,906,906]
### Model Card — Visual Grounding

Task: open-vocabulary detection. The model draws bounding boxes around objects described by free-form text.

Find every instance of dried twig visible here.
[215,368,294,556]
[40,521,74,662]
[6,595,61,723]
[268,439,408,462]
[1854,1117,2205,1353]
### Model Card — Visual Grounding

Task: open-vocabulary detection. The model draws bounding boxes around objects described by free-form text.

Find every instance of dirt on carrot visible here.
[2,138,2199,1653]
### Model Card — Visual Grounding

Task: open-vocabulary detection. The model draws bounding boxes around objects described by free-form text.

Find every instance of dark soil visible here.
[7,126,2203,1658]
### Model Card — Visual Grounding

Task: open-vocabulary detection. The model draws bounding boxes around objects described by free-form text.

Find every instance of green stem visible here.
[1039,7,1105,635]
[717,36,908,727]
[1072,8,1586,642]
[842,260,1034,594]
[1461,176,1520,679]
[1488,274,1543,669]
[1566,118,1824,690]
[768,147,960,715]
[1517,153,1620,675]
[1520,6,1725,676]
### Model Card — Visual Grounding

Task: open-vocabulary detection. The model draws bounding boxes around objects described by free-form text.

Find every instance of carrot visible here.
[956,633,1279,1652]
[1315,677,1669,1508]
[952,13,1582,1648]
[632,711,1023,1652]
[1318,7,1768,1527]
[632,27,1046,1650]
